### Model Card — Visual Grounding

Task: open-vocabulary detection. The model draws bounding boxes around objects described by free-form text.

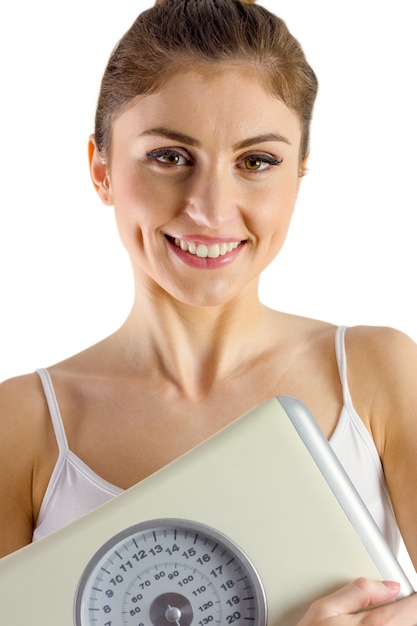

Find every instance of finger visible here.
[300,578,401,622]
[357,590,417,625]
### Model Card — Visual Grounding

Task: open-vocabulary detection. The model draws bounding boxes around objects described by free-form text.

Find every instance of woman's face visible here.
[96,65,302,307]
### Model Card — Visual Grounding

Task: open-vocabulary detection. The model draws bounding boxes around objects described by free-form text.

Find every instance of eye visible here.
[240,153,283,172]
[146,148,192,167]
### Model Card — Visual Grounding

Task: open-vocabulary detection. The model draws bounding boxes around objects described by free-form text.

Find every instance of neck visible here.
[114,284,268,399]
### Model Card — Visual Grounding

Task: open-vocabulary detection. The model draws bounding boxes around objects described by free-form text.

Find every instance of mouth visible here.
[168,236,244,259]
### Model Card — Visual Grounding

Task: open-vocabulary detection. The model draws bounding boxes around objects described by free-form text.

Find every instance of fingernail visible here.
[383,581,401,589]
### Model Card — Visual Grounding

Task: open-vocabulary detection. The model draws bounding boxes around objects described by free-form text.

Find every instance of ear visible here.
[295,153,309,197]
[299,153,309,178]
[88,135,113,205]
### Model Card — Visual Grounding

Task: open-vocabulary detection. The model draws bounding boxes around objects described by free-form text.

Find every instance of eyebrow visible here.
[140,128,291,149]
[140,128,201,147]
[233,133,291,150]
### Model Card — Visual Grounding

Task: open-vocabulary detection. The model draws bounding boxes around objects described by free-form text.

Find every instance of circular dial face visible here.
[74,518,267,626]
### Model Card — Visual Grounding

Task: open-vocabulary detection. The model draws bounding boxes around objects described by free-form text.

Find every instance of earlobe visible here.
[88,135,113,205]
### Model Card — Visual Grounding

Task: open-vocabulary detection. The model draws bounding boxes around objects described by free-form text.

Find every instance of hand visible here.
[297,578,417,625]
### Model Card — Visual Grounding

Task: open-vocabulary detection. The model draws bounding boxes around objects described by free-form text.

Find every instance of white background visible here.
[1,1,416,381]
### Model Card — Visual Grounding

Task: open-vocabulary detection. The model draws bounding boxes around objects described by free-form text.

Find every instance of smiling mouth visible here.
[169,237,243,259]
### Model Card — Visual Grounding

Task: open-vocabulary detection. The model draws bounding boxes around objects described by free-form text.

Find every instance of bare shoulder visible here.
[0,371,45,411]
[343,324,417,435]
[0,372,53,436]
[0,373,57,557]
[345,325,417,391]
[0,373,46,464]
[345,323,416,353]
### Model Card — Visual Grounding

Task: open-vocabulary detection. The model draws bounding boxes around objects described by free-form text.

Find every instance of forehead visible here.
[112,65,302,149]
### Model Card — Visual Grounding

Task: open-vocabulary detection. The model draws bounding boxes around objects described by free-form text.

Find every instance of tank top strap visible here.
[334,325,350,405]
[36,368,69,455]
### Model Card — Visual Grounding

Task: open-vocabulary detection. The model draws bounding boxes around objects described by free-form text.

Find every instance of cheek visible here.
[247,181,299,272]
[111,172,179,234]
[248,180,298,240]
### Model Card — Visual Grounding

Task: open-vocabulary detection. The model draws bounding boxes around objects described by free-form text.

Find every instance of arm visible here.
[0,374,57,557]
[345,326,417,569]
[375,331,417,570]
[298,326,417,624]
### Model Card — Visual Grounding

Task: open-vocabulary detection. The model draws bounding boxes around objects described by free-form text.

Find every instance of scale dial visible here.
[74,518,267,626]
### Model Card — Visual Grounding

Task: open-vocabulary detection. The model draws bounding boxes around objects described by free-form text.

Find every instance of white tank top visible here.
[33,327,417,587]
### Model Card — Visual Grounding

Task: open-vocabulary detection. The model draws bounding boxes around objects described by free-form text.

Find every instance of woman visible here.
[1,0,417,622]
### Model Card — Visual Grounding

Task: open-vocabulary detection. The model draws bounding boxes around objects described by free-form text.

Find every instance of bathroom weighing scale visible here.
[0,396,413,625]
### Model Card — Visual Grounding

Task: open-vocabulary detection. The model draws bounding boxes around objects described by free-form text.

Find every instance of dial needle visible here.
[166,604,181,625]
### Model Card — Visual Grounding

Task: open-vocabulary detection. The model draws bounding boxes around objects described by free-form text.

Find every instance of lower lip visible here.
[166,238,245,269]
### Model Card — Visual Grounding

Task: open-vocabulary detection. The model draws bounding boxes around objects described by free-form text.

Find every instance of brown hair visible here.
[94,0,318,163]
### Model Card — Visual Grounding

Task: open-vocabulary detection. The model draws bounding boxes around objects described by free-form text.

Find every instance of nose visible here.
[184,165,239,229]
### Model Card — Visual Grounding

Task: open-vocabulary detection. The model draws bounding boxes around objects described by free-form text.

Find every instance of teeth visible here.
[173,239,240,259]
